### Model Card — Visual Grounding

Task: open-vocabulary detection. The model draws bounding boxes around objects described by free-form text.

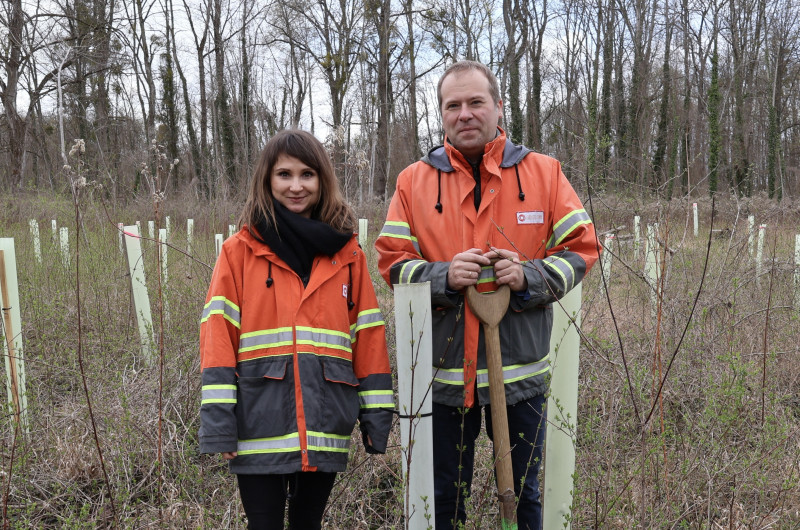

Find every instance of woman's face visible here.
[270,154,321,218]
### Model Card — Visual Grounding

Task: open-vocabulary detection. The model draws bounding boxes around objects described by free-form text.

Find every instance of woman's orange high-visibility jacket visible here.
[376,129,600,409]
[199,227,394,474]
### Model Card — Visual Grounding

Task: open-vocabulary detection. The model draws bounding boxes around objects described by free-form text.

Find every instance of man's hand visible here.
[222,451,238,460]
[485,247,528,292]
[447,248,491,290]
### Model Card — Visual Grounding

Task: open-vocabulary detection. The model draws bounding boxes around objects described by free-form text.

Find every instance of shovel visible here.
[465,284,517,530]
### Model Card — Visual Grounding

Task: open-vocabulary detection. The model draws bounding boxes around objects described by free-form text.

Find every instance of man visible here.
[375,60,599,529]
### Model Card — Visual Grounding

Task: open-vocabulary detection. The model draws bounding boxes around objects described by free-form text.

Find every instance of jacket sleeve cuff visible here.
[199,437,238,455]
[359,409,392,454]
[430,262,460,307]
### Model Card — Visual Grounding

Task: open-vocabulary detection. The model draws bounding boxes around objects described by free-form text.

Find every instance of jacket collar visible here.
[421,127,532,172]
[236,226,359,266]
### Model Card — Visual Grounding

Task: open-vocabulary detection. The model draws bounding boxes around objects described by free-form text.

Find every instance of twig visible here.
[645,197,716,424]
[70,161,117,526]
[760,232,777,427]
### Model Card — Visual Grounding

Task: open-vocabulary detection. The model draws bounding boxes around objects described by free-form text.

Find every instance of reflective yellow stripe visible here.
[548,209,592,248]
[398,260,426,284]
[350,309,385,343]
[238,432,300,454]
[434,358,551,387]
[201,384,237,404]
[379,221,421,255]
[201,296,241,328]
[307,431,351,453]
[359,390,394,408]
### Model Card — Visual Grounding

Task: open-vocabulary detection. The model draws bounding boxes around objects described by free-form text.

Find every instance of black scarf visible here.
[254,199,352,285]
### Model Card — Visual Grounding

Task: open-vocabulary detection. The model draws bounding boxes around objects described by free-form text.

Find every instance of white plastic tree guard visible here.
[148,220,155,240]
[633,215,641,260]
[159,227,170,322]
[0,239,29,434]
[51,219,58,246]
[795,235,800,309]
[601,234,614,286]
[693,203,698,237]
[29,220,42,264]
[394,282,435,530]
[215,234,224,257]
[644,223,661,317]
[59,226,70,268]
[187,219,194,255]
[543,283,582,529]
[118,222,124,254]
[756,224,766,286]
[358,218,368,249]
[123,225,155,365]
[159,228,168,286]
[228,224,236,238]
[748,215,755,257]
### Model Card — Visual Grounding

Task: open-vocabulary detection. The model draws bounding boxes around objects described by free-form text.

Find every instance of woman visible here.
[199,130,394,529]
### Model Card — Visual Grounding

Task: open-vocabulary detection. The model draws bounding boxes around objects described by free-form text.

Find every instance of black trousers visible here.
[432,394,546,530]
[237,472,337,530]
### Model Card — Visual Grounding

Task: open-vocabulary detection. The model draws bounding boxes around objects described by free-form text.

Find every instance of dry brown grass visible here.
[0,190,797,528]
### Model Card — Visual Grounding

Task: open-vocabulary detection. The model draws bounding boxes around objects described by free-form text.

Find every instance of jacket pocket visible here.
[319,358,360,436]
[236,358,295,439]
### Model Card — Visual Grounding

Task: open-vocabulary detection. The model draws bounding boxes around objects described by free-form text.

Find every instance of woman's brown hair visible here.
[239,129,356,234]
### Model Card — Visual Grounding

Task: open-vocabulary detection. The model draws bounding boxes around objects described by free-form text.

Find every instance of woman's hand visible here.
[222,451,238,460]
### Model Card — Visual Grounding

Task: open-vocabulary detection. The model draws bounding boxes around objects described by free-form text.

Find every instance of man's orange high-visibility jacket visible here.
[200,228,393,474]
[376,128,599,408]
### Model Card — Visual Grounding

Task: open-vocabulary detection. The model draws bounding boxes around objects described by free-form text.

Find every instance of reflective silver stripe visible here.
[239,327,294,353]
[477,265,497,285]
[542,255,575,291]
[201,384,237,404]
[434,359,550,387]
[201,296,241,328]
[476,358,551,388]
[238,433,300,454]
[296,326,352,352]
[433,367,465,385]
[350,309,385,342]
[358,390,394,408]
[379,221,422,255]
[307,431,351,453]
[548,209,592,249]
[398,259,426,284]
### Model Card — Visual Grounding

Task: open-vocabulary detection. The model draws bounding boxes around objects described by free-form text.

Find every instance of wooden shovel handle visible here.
[484,322,516,523]
[466,285,516,526]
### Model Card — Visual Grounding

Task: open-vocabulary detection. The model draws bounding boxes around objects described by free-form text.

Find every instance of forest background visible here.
[2,0,800,527]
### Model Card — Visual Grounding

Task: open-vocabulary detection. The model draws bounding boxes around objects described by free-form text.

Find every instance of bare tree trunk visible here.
[651,11,673,194]
[372,0,391,200]
[1,0,27,187]
[183,0,211,196]
[403,0,421,160]
[503,0,527,144]
[525,0,547,151]
[213,0,237,189]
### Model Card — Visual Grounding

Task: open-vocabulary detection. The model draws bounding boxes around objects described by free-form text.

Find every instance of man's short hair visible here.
[437,60,501,108]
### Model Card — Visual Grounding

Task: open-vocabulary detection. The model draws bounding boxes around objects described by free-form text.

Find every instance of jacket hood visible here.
[421,128,532,171]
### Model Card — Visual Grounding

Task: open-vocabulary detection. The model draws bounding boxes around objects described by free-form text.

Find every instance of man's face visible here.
[440,69,503,161]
